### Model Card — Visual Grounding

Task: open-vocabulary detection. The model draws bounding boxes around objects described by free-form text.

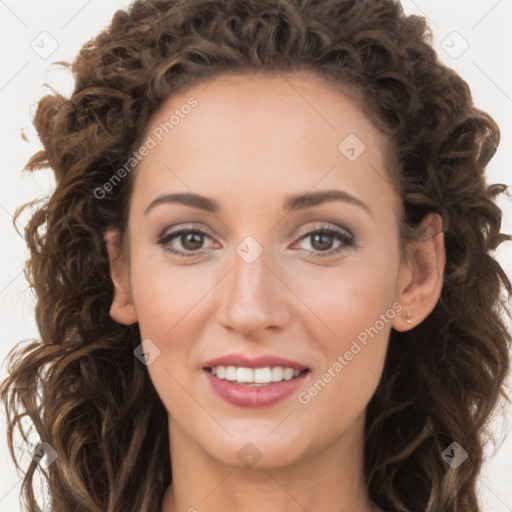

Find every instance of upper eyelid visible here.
[296,224,353,238]
[158,226,216,245]
[159,223,215,238]
[159,222,351,237]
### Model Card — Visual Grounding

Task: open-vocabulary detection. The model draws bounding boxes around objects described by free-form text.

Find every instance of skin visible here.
[105,71,445,512]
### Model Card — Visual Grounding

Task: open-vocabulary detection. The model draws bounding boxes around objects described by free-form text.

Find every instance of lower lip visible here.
[204,370,309,408]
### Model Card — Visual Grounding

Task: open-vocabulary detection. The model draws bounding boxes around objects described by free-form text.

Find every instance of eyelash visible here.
[156,224,355,258]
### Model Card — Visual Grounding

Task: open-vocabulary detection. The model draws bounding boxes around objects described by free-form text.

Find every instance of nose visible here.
[216,246,290,339]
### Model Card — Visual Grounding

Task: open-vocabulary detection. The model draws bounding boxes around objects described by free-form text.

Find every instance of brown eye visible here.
[294,226,355,258]
[310,232,335,251]
[157,228,215,257]
[180,231,205,251]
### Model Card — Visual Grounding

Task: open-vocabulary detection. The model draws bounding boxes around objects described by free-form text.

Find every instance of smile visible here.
[204,370,309,407]
[208,365,305,385]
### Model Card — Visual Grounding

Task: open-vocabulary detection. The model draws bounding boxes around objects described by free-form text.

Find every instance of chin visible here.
[192,421,315,470]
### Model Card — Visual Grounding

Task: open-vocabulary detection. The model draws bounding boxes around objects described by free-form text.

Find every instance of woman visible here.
[1,0,510,511]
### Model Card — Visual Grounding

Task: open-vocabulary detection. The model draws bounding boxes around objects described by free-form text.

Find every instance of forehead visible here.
[131,71,398,213]
[148,70,380,147]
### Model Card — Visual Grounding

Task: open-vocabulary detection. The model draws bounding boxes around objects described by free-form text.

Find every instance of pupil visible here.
[312,233,333,251]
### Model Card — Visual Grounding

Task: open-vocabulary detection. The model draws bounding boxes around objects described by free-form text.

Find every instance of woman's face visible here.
[108,72,423,469]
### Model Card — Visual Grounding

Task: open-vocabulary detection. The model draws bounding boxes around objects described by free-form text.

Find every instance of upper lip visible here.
[203,354,308,371]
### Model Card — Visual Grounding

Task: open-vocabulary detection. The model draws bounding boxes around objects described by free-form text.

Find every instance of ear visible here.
[392,213,445,332]
[104,229,138,325]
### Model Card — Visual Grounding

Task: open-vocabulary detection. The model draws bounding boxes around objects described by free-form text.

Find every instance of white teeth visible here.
[271,367,283,382]
[225,366,237,381]
[283,368,295,381]
[209,365,304,384]
[236,367,253,383]
[254,367,272,383]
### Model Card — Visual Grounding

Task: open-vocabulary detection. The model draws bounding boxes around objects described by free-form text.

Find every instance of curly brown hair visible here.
[1,0,510,511]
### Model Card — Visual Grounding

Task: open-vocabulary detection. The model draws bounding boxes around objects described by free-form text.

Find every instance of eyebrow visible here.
[284,189,373,216]
[144,189,373,216]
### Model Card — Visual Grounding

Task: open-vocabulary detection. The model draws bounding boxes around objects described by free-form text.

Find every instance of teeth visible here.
[254,367,272,383]
[271,367,283,382]
[225,366,237,381]
[209,366,303,384]
[236,367,253,383]
[283,368,295,381]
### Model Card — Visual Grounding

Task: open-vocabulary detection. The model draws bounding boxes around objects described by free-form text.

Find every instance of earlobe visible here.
[392,213,445,332]
[104,229,138,325]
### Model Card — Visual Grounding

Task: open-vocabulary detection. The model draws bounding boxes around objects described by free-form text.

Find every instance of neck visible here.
[161,413,381,512]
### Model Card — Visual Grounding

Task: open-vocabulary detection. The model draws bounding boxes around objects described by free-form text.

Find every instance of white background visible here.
[1,1,511,511]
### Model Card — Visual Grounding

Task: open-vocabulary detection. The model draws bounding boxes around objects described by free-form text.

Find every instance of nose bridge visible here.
[218,235,287,335]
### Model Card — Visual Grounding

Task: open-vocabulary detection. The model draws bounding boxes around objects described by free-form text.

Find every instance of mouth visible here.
[204,365,309,385]
[202,354,310,407]
[202,353,309,384]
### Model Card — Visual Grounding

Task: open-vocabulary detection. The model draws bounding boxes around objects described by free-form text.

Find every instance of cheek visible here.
[130,253,209,338]
[129,264,211,411]
[292,255,398,344]
[291,255,398,412]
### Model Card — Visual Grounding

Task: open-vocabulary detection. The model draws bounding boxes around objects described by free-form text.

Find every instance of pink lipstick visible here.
[203,354,309,408]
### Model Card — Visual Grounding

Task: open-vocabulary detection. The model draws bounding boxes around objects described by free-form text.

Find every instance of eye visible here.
[157,227,216,257]
[156,223,356,259]
[292,225,355,257]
